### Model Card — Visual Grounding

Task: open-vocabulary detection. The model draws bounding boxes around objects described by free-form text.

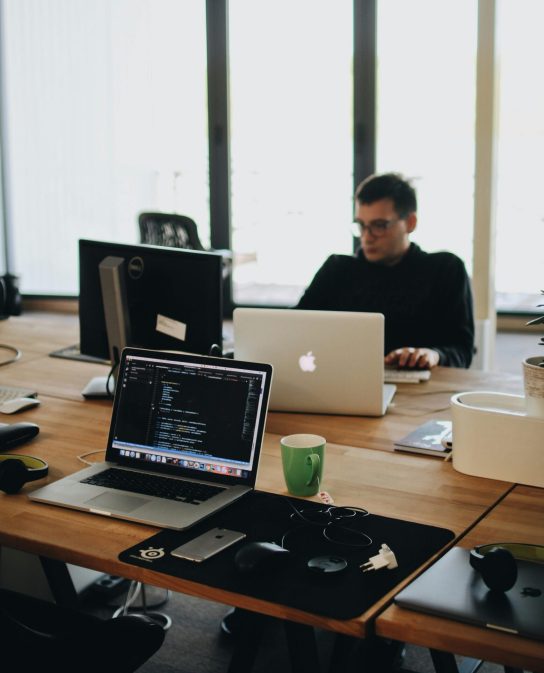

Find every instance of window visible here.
[376,0,478,273]
[2,0,208,294]
[495,0,544,312]
[1,1,539,316]
[228,0,353,306]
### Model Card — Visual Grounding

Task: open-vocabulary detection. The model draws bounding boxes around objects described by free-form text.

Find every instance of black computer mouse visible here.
[0,422,40,450]
[234,541,291,575]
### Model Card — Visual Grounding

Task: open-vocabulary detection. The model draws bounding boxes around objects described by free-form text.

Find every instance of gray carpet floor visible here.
[81,582,522,673]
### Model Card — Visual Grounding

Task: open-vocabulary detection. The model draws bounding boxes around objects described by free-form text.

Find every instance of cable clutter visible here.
[283,501,373,548]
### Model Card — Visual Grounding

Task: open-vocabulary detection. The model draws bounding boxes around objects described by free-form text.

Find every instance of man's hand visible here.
[384,347,440,370]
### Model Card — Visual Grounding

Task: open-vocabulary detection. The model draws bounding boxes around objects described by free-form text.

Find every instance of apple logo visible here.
[299,351,316,372]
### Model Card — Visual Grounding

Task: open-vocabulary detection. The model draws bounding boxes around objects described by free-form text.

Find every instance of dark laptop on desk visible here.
[30,347,273,530]
[395,546,544,641]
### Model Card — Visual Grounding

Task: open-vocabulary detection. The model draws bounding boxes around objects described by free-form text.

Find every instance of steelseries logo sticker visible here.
[127,256,144,280]
[131,546,166,563]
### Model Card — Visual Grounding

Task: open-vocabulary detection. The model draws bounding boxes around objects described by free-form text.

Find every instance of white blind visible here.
[2,0,208,294]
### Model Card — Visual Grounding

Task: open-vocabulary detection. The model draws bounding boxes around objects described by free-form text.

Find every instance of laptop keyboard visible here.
[384,369,431,384]
[81,468,224,504]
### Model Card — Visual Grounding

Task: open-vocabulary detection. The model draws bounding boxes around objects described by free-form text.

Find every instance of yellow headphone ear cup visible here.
[0,458,28,494]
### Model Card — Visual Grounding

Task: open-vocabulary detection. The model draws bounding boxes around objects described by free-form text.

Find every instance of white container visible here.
[451,391,544,488]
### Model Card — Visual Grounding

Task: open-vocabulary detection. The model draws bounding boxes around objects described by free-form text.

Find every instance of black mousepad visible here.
[119,490,454,620]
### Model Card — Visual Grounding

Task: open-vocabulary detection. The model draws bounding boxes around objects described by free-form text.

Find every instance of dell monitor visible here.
[78,239,223,361]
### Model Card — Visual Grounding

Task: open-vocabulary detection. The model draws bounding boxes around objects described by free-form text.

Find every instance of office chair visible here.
[138,211,232,278]
[0,587,165,672]
[139,212,206,250]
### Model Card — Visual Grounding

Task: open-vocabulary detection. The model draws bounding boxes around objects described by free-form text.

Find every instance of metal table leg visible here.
[39,556,78,608]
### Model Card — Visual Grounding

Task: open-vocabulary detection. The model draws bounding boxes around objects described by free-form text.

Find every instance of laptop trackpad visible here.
[85,492,149,513]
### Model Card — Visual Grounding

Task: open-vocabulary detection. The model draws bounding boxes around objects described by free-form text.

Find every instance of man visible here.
[296,173,474,368]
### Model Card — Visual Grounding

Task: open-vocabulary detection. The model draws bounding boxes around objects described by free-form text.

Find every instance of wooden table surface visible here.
[0,310,540,657]
[376,485,544,671]
[0,392,515,638]
[0,311,525,438]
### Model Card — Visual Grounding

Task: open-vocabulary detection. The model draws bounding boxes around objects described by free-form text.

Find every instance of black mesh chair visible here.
[138,212,206,250]
[138,211,232,278]
[0,587,165,672]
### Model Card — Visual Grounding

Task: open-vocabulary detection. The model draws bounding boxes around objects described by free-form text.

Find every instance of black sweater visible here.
[295,243,475,368]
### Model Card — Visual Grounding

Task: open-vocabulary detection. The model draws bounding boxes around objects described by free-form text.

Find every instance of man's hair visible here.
[355,173,417,217]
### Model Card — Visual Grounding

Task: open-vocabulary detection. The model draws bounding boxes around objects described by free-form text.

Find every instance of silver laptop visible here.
[395,546,544,641]
[233,308,395,416]
[30,347,273,530]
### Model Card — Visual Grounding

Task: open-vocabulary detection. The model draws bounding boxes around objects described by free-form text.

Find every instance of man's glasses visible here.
[351,217,401,238]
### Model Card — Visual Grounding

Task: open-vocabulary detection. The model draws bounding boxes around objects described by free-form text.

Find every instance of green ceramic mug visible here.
[280,434,326,497]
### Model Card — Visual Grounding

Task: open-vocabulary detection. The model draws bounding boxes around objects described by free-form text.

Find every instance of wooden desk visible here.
[376,486,544,672]
[0,310,80,357]
[1,394,514,640]
[0,310,531,658]
[0,311,109,401]
[267,366,524,449]
[1,312,524,441]
[1,355,110,401]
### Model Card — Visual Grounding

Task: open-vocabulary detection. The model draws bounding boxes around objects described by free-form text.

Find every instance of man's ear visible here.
[405,212,417,234]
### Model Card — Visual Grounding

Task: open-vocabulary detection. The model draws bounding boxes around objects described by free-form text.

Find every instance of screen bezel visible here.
[105,347,273,488]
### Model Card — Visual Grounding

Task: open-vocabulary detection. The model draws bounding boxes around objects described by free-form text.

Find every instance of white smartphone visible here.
[170,527,246,562]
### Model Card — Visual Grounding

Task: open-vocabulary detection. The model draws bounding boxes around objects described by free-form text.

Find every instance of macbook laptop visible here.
[395,546,544,641]
[30,347,273,530]
[233,308,396,416]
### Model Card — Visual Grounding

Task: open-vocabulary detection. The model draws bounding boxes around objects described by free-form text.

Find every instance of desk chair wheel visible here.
[112,580,172,631]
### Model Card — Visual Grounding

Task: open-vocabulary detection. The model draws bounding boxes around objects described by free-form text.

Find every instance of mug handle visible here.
[305,453,320,486]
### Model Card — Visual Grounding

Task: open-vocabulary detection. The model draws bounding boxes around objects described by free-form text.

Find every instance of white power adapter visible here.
[360,543,398,572]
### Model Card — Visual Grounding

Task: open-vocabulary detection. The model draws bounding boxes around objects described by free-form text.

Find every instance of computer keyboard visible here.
[384,369,431,384]
[81,468,224,504]
[0,385,38,403]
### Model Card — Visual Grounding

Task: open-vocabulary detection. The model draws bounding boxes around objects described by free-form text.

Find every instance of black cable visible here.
[281,499,373,549]
[208,343,223,357]
[105,361,119,398]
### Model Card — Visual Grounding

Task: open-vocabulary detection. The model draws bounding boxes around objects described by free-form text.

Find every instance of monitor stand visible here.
[50,343,110,365]
[82,256,131,399]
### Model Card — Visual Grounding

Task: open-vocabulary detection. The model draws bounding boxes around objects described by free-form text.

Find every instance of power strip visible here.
[90,574,129,597]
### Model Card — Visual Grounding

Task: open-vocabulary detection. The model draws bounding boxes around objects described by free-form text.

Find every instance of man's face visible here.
[354,197,416,266]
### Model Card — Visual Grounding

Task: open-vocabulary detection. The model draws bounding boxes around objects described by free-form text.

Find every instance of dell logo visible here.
[299,351,316,372]
[127,256,144,280]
